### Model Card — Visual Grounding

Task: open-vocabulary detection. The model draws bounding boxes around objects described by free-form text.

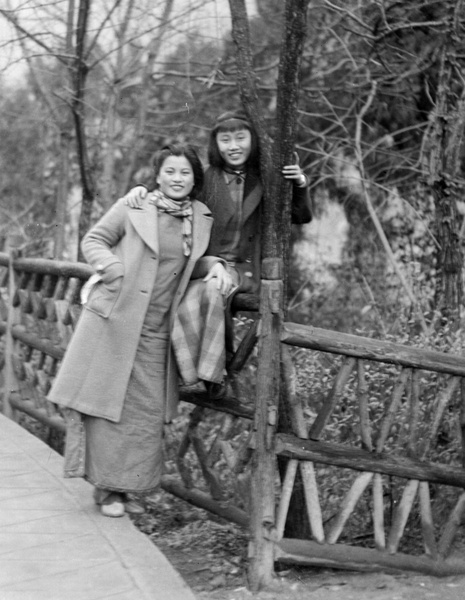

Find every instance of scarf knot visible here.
[223,165,246,185]
[149,190,193,256]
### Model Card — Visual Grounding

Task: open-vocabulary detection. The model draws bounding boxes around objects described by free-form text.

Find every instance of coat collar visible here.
[128,200,159,255]
[127,199,212,258]
[190,201,213,259]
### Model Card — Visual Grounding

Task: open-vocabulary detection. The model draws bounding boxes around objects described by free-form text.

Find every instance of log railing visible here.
[274,325,465,575]
[1,252,465,578]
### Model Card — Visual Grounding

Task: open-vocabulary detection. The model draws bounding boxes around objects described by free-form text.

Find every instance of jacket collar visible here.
[242,178,262,223]
[205,167,262,225]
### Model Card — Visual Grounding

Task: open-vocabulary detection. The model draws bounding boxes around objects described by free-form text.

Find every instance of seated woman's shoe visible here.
[205,381,226,400]
[124,499,145,515]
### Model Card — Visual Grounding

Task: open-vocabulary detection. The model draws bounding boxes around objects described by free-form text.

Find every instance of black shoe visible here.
[206,381,226,400]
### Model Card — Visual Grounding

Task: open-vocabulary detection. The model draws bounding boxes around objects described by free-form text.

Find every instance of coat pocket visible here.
[83,275,123,319]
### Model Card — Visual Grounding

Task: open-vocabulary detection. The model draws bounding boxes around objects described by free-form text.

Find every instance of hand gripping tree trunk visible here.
[228,0,309,590]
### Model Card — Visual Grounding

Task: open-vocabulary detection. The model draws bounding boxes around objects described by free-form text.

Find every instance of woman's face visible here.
[216,128,252,169]
[156,155,195,200]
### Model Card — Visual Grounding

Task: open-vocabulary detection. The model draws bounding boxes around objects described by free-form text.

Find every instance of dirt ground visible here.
[158,542,465,600]
[132,491,465,600]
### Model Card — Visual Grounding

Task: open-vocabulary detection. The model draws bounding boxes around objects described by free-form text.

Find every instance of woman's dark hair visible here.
[153,143,204,198]
[207,114,261,171]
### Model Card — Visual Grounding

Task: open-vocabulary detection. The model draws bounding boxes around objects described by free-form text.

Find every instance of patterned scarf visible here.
[150,189,193,256]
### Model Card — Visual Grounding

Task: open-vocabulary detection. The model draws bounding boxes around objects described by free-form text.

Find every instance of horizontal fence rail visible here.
[282,322,465,376]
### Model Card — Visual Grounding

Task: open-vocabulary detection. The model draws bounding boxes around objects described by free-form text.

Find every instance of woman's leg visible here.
[172,279,226,384]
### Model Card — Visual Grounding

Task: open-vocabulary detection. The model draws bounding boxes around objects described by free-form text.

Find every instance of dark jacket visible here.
[199,166,312,293]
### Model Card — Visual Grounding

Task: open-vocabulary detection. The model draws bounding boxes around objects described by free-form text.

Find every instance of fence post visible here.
[248,257,283,590]
[3,231,23,419]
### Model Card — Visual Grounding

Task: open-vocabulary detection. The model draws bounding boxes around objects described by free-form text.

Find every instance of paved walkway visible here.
[0,413,196,600]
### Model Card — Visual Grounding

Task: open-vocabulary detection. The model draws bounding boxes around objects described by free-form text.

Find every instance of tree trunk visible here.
[228,0,309,590]
[428,40,465,328]
[273,0,308,274]
[73,0,95,261]
[273,0,311,542]
[228,2,276,589]
[54,130,72,259]
[228,0,273,206]
[53,0,76,259]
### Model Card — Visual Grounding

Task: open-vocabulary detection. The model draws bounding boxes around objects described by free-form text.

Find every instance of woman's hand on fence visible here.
[203,262,234,295]
[124,186,148,208]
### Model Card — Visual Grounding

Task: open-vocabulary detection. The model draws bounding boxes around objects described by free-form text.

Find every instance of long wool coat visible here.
[48,197,216,423]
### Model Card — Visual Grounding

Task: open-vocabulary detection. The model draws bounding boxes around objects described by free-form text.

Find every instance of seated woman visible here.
[48,143,229,517]
[125,110,312,394]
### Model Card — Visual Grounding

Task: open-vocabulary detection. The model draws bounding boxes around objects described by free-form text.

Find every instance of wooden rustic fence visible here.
[2,250,465,584]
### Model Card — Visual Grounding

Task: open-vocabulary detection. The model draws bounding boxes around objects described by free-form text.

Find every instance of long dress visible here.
[64,212,187,494]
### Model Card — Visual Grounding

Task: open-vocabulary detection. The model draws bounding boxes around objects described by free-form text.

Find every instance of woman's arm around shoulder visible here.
[123,185,148,208]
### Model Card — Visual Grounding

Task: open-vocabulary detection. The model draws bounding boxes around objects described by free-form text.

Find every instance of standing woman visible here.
[48,143,230,517]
